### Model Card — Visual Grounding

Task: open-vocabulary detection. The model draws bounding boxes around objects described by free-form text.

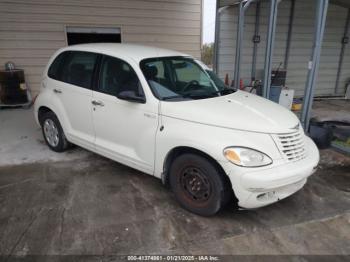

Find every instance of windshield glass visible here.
[140,56,235,101]
[206,70,227,90]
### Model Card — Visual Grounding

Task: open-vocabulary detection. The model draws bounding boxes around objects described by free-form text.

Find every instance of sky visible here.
[202,0,216,44]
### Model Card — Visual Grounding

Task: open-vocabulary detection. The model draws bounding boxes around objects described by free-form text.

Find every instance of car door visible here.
[48,51,98,149]
[92,55,159,174]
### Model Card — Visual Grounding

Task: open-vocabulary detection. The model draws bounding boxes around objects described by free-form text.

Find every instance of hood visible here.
[160,90,300,134]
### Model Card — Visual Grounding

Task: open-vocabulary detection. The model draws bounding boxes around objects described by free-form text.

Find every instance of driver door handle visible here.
[91,100,104,106]
[53,88,62,94]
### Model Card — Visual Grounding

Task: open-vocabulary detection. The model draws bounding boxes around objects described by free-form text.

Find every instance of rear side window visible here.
[48,52,67,80]
[48,51,98,89]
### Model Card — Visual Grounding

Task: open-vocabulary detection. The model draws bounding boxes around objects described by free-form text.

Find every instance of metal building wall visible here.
[217,0,349,97]
[0,0,203,95]
[321,4,349,95]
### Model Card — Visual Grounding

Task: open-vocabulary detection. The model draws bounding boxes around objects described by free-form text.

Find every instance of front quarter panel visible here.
[154,115,282,179]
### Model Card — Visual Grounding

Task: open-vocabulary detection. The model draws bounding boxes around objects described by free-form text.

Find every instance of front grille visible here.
[272,129,307,162]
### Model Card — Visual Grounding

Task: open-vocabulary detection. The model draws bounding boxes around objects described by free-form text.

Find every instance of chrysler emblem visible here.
[292,124,300,130]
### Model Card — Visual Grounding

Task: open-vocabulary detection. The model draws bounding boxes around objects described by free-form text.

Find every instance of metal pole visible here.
[284,0,296,70]
[301,0,329,131]
[334,8,350,94]
[262,0,279,98]
[234,1,245,89]
[233,0,258,88]
[251,2,261,80]
[213,0,220,74]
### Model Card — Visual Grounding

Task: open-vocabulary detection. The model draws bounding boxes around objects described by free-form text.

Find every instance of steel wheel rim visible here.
[180,167,211,202]
[43,119,59,147]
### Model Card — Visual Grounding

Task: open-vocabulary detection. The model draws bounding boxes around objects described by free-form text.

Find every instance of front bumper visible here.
[222,136,319,209]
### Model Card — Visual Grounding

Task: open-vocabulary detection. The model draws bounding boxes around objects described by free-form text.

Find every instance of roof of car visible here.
[58,43,190,62]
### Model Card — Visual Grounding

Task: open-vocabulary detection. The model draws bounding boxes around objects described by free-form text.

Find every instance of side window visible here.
[59,51,98,89]
[48,52,67,80]
[98,55,144,97]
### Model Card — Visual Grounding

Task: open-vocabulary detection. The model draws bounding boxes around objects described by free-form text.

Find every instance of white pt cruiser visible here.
[34,44,319,216]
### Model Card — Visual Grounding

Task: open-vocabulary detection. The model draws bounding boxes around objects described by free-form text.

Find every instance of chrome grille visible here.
[273,129,307,162]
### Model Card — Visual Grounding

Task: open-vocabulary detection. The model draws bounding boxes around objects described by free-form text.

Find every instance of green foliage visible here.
[201,43,214,67]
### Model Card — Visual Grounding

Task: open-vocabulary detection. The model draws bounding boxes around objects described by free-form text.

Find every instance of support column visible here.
[234,1,245,89]
[213,0,220,74]
[301,0,329,131]
[262,0,279,99]
[284,0,296,70]
[251,2,261,80]
[234,0,258,89]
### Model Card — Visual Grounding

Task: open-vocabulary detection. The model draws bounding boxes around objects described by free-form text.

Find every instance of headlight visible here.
[223,147,272,167]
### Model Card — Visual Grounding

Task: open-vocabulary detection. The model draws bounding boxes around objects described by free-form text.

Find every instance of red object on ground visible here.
[224,74,229,86]
[225,74,230,86]
[240,79,244,90]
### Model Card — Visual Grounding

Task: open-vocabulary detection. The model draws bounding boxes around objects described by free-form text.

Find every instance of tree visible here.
[201,43,214,67]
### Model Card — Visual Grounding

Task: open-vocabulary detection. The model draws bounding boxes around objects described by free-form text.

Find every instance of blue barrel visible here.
[269,85,282,103]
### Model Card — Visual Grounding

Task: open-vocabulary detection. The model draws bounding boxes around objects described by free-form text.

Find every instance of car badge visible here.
[292,124,299,130]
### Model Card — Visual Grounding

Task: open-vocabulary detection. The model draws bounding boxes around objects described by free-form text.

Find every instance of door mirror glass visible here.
[117,90,146,103]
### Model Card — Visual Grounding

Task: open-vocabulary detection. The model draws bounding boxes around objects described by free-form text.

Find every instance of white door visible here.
[92,55,159,174]
[47,51,98,149]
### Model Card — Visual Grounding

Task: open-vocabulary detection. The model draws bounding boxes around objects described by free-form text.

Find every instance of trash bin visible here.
[269,85,282,103]
[0,69,29,105]
[309,121,332,149]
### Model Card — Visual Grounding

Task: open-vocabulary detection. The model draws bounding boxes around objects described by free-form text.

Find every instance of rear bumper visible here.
[222,136,319,209]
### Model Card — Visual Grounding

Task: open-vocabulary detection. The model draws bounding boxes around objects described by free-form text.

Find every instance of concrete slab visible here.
[0,156,349,256]
[312,99,350,123]
[0,106,350,257]
[0,108,92,166]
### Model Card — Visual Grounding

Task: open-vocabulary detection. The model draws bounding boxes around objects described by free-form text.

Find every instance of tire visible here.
[169,153,231,216]
[40,111,69,152]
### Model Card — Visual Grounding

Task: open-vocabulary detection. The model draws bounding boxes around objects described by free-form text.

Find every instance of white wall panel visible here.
[0,0,202,94]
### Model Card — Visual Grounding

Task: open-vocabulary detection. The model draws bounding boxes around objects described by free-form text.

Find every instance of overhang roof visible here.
[331,0,350,8]
[218,0,350,9]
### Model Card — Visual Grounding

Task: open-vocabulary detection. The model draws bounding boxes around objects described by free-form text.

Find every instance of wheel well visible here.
[162,146,233,189]
[162,146,237,206]
[38,106,53,126]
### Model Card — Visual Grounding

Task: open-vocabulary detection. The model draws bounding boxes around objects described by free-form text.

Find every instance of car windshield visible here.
[140,56,235,101]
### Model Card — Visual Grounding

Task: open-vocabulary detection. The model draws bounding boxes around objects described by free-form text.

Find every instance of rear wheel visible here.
[169,153,231,216]
[41,111,69,152]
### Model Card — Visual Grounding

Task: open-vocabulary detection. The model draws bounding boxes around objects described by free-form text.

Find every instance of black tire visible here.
[169,153,231,216]
[40,111,69,152]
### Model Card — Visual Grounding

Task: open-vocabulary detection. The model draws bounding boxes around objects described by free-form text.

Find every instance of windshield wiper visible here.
[162,94,190,101]
[162,93,209,101]
[210,88,235,96]
[162,89,235,101]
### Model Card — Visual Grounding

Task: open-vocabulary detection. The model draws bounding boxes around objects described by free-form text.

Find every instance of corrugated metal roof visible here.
[218,0,350,9]
[331,0,350,8]
[218,0,240,8]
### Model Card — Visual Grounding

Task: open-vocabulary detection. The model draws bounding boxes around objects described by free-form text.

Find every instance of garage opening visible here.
[66,27,121,45]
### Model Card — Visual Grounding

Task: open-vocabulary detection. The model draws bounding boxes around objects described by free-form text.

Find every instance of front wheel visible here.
[169,153,231,216]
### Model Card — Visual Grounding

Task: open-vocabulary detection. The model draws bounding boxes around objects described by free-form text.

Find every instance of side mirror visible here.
[117,90,146,104]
